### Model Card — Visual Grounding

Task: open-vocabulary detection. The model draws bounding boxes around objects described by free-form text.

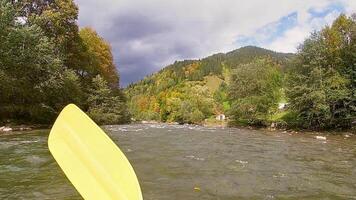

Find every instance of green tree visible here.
[0,0,129,125]
[14,0,82,70]
[125,45,292,124]
[228,58,282,126]
[87,75,129,124]
[286,14,355,129]
[214,82,230,113]
[162,83,214,124]
[0,1,83,123]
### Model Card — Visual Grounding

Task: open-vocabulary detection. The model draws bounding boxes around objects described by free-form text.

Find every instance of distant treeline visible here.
[126,14,355,130]
[125,45,293,125]
[0,0,129,125]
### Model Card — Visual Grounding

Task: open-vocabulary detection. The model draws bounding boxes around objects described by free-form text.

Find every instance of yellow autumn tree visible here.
[79,27,119,87]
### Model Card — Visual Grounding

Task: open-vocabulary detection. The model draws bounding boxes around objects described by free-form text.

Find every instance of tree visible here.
[0,1,83,123]
[160,83,214,124]
[286,14,355,129]
[14,0,82,69]
[87,75,129,124]
[0,0,129,125]
[125,45,292,124]
[228,58,282,126]
[79,27,119,87]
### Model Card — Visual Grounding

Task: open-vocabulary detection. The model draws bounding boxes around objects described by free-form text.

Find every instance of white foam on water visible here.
[265,194,275,199]
[32,191,47,199]
[273,172,287,178]
[185,155,195,159]
[315,136,326,140]
[185,155,205,161]
[0,140,39,149]
[149,124,166,129]
[172,125,184,129]
[2,165,23,172]
[235,160,248,164]
[25,155,47,165]
[118,128,128,132]
[21,140,39,144]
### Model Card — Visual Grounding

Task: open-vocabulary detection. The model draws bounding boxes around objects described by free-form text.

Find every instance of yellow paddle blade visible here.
[48,104,143,200]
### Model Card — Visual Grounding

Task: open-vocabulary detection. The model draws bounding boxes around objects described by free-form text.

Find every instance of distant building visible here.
[216,114,226,121]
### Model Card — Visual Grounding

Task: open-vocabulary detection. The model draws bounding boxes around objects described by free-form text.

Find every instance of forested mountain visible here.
[126,14,355,131]
[125,46,293,124]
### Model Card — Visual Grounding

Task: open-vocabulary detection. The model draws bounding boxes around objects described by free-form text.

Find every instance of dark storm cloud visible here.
[105,13,171,40]
[98,13,203,86]
[104,15,167,81]
[95,14,173,86]
[78,9,201,86]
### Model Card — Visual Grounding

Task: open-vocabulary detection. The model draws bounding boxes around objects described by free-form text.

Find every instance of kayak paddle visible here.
[48,104,143,200]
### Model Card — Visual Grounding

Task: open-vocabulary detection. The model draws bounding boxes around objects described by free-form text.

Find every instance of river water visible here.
[0,124,355,199]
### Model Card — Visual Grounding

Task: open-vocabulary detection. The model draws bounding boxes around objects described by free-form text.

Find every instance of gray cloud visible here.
[74,0,353,87]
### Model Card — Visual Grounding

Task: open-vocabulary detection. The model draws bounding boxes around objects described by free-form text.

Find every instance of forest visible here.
[0,0,130,125]
[126,14,355,130]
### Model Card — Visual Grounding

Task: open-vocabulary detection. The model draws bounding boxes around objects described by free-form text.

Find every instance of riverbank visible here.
[1,120,354,136]
[133,120,355,136]
[0,124,49,134]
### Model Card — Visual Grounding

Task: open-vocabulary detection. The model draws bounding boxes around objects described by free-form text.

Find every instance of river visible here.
[0,124,355,199]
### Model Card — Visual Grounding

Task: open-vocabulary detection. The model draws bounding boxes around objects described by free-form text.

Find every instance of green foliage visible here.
[128,82,215,124]
[228,58,283,126]
[17,0,82,70]
[213,82,229,113]
[280,111,301,128]
[0,2,80,123]
[126,47,291,124]
[205,75,224,92]
[87,76,130,125]
[126,13,355,131]
[285,14,355,129]
[0,0,128,125]
[164,84,214,123]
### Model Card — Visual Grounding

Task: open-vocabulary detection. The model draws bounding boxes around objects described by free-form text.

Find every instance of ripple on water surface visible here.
[0,126,355,199]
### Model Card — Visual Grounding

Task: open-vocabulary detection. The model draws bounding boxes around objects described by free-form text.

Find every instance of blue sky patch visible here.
[235,2,346,49]
[235,12,298,47]
[308,2,345,19]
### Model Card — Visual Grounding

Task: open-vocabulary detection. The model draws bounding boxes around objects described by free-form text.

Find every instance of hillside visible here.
[125,46,294,123]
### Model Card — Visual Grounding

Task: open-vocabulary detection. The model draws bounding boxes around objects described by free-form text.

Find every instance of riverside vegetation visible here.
[0,0,355,131]
[126,14,355,131]
[0,0,129,125]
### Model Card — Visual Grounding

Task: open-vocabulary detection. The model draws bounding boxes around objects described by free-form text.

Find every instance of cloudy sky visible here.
[75,0,356,86]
